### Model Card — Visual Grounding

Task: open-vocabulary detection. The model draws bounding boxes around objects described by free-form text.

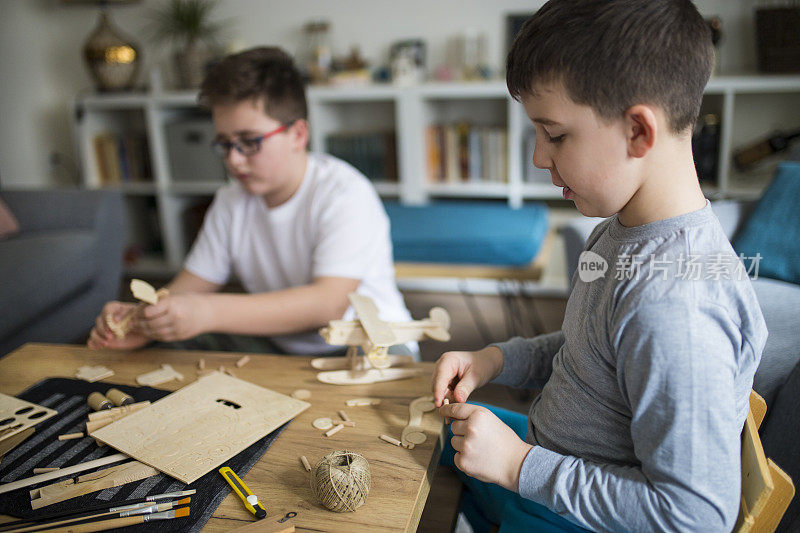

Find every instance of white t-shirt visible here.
[184,152,413,355]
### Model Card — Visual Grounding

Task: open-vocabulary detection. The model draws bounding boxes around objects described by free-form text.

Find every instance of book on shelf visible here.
[325,131,398,182]
[426,123,508,184]
[92,131,152,186]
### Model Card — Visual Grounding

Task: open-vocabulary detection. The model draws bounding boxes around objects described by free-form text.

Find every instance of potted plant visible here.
[147,0,229,89]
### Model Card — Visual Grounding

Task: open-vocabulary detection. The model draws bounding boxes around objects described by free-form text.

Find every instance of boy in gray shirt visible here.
[434,1,768,531]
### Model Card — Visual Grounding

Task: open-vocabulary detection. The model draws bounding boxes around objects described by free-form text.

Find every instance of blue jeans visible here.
[440,402,593,533]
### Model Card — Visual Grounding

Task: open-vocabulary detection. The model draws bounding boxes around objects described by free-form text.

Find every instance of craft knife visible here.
[219,466,267,519]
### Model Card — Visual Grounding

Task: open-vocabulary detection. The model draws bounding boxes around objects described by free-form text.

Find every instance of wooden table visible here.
[0,344,446,532]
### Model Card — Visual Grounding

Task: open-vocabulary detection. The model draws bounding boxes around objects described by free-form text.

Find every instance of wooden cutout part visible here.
[401,396,436,450]
[337,420,355,427]
[108,282,169,339]
[0,393,58,446]
[198,359,205,370]
[92,372,310,484]
[300,456,311,472]
[130,279,159,305]
[31,460,159,509]
[236,356,250,368]
[291,389,311,400]
[0,453,129,496]
[312,418,333,430]
[345,398,381,407]
[317,368,423,385]
[76,366,115,383]
[136,364,183,387]
[310,354,414,371]
[338,410,350,422]
[0,427,34,458]
[347,293,397,346]
[58,432,84,441]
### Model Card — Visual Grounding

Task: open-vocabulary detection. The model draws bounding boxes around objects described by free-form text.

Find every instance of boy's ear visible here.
[290,119,310,151]
[623,105,657,158]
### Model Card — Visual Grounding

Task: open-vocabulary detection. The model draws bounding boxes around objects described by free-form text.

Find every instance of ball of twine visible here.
[310,450,371,512]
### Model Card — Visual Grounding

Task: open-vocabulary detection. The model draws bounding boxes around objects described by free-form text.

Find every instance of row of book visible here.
[93,132,152,185]
[326,131,398,181]
[426,124,509,184]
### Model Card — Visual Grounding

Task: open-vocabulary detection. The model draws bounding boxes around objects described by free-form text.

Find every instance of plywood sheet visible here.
[91,372,310,484]
[0,393,57,444]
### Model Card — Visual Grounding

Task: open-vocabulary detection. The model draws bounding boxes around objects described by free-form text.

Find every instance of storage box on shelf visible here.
[73,75,800,277]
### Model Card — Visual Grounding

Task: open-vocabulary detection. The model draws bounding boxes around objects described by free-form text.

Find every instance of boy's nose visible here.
[226,148,247,166]
[531,137,551,170]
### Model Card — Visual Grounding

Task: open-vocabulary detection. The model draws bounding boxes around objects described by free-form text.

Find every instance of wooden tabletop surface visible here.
[0,343,446,532]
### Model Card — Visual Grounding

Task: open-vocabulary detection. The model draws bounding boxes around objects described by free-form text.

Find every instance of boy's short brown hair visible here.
[506,0,714,134]
[199,46,307,124]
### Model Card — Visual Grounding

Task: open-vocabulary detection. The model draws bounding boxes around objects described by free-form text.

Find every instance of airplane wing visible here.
[348,292,397,347]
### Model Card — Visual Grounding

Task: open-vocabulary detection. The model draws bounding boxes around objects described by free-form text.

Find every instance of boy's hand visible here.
[134,293,213,342]
[432,346,504,406]
[87,301,148,350]
[441,402,533,491]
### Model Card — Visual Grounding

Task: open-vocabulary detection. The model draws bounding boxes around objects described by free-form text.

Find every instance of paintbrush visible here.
[0,499,190,533]
[33,507,190,533]
[0,490,194,531]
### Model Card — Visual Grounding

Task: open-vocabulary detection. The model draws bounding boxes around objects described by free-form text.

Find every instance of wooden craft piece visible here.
[136,364,183,386]
[0,393,58,446]
[91,372,310,484]
[236,356,251,368]
[345,398,381,407]
[31,460,159,509]
[401,396,436,450]
[379,434,401,447]
[338,410,350,422]
[317,293,450,381]
[347,293,397,346]
[33,467,60,474]
[0,453,129,495]
[312,418,333,430]
[0,427,34,458]
[88,401,150,422]
[58,432,84,441]
[300,456,311,472]
[310,354,415,371]
[325,424,344,437]
[337,420,355,427]
[107,280,169,339]
[76,366,114,383]
[316,367,423,385]
[198,358,205,370]
[291,389,311,400]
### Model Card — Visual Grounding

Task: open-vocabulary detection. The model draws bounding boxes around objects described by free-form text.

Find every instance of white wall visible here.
[0,0,760,188]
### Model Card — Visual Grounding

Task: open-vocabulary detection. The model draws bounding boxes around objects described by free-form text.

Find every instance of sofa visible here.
[561,200,800,531]
[0,189,125,357]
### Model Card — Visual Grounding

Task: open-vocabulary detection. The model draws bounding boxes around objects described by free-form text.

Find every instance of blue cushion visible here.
[383,201,548,266]
[733,162,800,285]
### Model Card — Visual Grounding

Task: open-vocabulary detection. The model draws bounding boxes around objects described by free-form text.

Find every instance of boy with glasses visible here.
[89,47,414,356]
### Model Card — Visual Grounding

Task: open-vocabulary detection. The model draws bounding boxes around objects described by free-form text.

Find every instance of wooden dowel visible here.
[338,410,350,422]
[324,424,344,437]
[300,456,311,472]
[32,468,59,474]
[380,434,401,446]
[235,356,250,368]
[337,420,355,427]
[58,432,84,441]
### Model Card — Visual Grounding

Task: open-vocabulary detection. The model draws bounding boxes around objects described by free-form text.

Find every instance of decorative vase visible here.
[83,10,141,92]
[175,41,211,89]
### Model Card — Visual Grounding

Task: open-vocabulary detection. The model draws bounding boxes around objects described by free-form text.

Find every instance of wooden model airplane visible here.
[314,293,451,385]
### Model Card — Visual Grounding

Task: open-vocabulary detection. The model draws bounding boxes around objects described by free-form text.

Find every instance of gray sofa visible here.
[0,189,125,356]
[561,200,800,531]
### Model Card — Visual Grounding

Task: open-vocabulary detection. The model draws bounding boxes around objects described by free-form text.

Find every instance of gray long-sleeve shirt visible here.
[493,203,767,532]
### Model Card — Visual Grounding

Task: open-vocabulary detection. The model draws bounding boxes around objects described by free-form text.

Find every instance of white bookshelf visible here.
[73,74,800,276]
